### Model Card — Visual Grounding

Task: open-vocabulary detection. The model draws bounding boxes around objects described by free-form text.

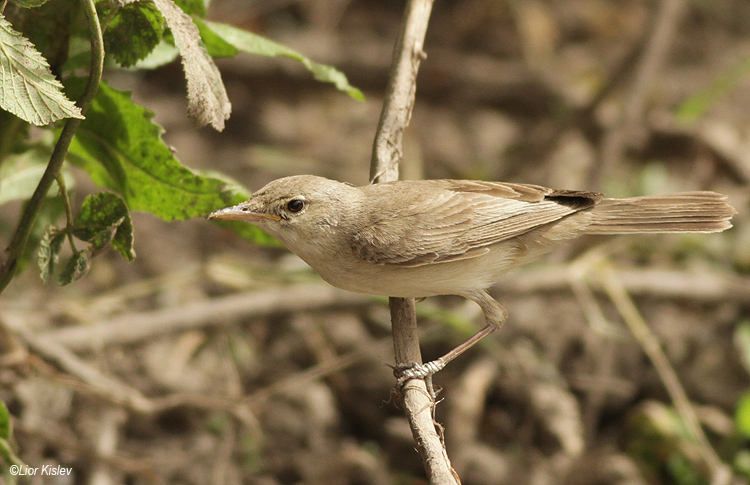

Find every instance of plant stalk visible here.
[0,0,103,293]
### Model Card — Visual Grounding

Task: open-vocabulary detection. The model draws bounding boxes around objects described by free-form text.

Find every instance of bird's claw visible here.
[393,359,445,386]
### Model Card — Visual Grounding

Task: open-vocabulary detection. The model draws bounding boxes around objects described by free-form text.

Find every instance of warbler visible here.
[210,175,735,379]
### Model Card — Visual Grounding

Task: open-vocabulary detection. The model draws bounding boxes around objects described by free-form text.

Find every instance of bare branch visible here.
[35,284,368,351]
[370,0,433,185]
[368,0,459,482]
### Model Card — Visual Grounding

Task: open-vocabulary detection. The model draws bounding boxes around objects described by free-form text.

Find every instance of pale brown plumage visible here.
[351,180,602,266]
[209,175,736,380]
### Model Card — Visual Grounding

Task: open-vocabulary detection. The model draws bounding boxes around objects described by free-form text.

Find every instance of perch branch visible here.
[369,0,459,483]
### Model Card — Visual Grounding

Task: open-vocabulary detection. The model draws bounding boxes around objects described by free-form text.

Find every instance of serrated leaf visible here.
[104,1,165,68]
[94,228,116,249]
[110,213,135,262]
[65,79,237,223]
[73,224,117,250]
[204,20,364,101]
[73,192,135,261]
[5,0,78,71]
[58,252,90,285]
[0,13,83,125]
[152,0,230,130]
[18,194,65,276]
[37,228,65,283]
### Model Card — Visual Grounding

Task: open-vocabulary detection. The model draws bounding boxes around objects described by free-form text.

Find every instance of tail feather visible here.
[586,192,735,234]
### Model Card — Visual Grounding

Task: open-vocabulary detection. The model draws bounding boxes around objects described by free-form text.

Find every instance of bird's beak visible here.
[208,205,281,222]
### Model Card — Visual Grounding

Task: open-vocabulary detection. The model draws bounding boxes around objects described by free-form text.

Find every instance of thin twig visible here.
[369,0,458,483]
[369,0,432,184]
[3,310,384,428]
[56,173,80,256]
[35,284,369,351]
[505,265,750,304]
[0,0,104,294]
[5,316,153,412]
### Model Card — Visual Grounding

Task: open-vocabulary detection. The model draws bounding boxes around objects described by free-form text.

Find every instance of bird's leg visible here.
[395,290,508,384]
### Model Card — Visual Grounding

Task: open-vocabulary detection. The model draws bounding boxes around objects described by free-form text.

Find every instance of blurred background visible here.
[2,0,750,483]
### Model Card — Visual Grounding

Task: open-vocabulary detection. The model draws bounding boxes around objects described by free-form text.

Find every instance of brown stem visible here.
[368,0,458,482]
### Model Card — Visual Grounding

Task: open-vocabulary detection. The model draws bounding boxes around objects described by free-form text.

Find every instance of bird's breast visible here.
[297,241,522,298]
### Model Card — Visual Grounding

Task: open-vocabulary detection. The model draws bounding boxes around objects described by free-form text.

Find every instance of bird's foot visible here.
[391,361,444,401]
[393,359,445,386]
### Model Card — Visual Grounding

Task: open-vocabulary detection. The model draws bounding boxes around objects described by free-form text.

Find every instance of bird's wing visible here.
[351,181,601,267]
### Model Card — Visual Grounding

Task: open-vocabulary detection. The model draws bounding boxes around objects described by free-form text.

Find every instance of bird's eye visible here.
[286,199,305,213]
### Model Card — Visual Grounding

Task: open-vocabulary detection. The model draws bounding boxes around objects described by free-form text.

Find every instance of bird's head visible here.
[209,175,360,250]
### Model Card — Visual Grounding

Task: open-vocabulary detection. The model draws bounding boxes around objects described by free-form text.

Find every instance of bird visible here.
[209,175,735,380]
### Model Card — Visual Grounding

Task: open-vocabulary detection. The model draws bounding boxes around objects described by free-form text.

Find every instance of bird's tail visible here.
[585,192,735,234]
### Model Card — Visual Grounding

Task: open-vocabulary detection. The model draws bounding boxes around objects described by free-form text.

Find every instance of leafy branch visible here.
[0,0,361,293]
[0,0,103,292]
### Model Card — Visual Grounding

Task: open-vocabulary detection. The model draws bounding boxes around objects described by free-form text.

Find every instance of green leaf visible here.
[64,79,237,221]
[132,39,180,69]
[4,0,78,72]
[37,228,65,283]
[195,18,238,59]
[73,192,135,261]
[58,252,90,286]
[736,391,750,438]
[173,0,207,18]
[0,399,25,471]
[0,13,83,125]
[204,20,364,101]
[21,194,65,276]
[0,400,10,441]
[0,437,24,480]
[104,1,165,68]
[152,0,231,130]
